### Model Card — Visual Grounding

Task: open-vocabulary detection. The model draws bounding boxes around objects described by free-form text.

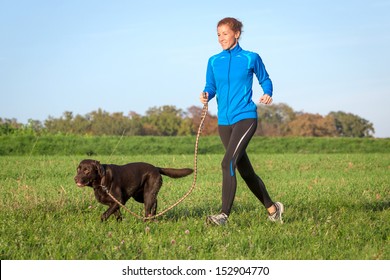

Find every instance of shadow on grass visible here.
[362,200,390,212]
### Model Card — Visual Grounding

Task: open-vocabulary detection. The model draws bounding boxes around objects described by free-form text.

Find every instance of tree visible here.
[286,113,337,137]
[187,106,218,136]
[178,118,194,136]
[328,111,375,137]
[143,105,184,136]
[71,114,92,134]
[126,111,144,136]
[2,103,376,137]
[24,119,44,135]
[0,118,21,135]
[257,103,296,136]
[44,111,74,134]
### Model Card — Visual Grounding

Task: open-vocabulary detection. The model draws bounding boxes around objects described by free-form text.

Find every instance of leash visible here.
[102,101,208,220]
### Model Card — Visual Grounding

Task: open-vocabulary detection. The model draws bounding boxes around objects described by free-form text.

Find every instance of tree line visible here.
[0,103,375,137]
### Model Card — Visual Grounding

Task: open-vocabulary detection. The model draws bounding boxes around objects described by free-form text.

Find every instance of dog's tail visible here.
[158,167,193,178]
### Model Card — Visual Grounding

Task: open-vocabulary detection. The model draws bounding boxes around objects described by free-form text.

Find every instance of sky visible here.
[1,0,389,137]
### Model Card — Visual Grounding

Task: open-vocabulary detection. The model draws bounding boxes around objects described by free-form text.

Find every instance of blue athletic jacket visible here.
[203,43,273,125]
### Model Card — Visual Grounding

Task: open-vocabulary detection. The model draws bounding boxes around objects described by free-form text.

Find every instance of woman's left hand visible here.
[260,94,273,105]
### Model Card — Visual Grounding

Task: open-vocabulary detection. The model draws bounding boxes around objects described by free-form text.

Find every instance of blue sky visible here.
[1,0,389,137]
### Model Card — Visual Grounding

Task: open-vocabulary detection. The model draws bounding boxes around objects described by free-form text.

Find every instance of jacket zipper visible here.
[226,50,232,124]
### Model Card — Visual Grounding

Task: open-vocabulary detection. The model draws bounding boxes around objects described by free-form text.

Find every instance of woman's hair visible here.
[217,17,243,38]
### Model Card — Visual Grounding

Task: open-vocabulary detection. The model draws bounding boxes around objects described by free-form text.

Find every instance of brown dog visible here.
[74,159,193,221]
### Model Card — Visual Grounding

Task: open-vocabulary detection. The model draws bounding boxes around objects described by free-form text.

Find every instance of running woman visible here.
[200,17,284,225]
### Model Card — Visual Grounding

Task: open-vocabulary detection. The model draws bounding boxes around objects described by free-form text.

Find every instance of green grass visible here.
[1,135,389,155]
[0,153,389,260]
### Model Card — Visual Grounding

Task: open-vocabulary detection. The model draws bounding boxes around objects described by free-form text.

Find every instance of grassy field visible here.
[0,152,389,260]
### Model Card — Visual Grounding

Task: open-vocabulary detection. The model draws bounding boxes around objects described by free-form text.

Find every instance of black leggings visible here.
[218,119,274,216]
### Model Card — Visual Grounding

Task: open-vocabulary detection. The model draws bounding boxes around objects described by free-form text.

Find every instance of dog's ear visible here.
[93,160,106,178]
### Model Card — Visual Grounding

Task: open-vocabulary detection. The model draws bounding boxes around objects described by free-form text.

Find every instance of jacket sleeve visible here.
[254,54,273,96]
[203,57,217,100]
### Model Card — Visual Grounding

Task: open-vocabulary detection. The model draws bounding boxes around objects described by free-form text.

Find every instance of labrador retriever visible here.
[74,159,193,221]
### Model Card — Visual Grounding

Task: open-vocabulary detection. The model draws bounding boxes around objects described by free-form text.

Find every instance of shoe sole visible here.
[276,202,284,224]
[206,216,226,226]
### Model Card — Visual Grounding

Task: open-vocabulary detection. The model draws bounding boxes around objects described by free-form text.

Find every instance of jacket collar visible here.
[223,43,242,55]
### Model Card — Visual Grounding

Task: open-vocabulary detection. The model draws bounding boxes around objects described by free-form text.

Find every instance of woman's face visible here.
[217,24,240,50]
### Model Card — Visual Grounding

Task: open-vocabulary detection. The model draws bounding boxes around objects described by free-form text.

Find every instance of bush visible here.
[0,135,389,156]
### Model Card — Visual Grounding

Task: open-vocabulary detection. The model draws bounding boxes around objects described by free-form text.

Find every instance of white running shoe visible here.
[268,202,284,224]
[207,213,228,226]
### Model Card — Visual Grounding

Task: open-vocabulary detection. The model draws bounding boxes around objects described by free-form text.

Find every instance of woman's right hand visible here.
[200,92,209,104]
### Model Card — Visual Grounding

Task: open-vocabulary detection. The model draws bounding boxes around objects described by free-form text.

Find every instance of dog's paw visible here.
[101,213,109,222]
